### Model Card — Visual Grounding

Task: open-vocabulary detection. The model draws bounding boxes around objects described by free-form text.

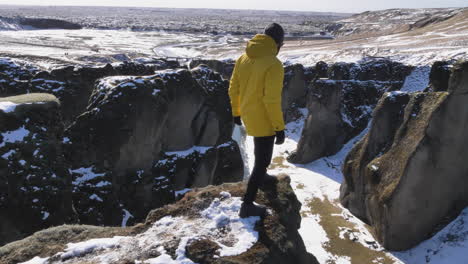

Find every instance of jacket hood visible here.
[246,34,278,59]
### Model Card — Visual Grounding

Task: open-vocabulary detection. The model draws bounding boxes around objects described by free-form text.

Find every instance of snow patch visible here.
[0,126,30,147]
[165,146,212,157]
[70,167,106,185]
[60,236,125,260]
[121,209,134,227]
[400,66,431,92]
[0,101,18,113]
[21,193,259,263]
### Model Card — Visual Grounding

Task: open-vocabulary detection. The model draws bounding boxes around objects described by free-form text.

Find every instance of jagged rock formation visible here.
[0,60,244,246]
[18,18,82,30]
[340,61,468,250]
[1,58,180,125]
[64,66,242,226]
[0,175,318,264]
[189,59,235,80]
[0,94,75,246]
[30,61,171,125]
[282,64,308,122]
[289,59,413,164]
[0,58,37,96]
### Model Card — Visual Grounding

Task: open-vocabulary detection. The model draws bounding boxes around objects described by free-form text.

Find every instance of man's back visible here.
[229,34,285,137]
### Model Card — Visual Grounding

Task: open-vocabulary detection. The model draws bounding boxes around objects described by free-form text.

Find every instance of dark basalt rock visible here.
[0,93,76,246]
[64,67,242,226]
[189,59,235,80]
[19,18,82,30]
[283,64,308,123]
[426,60,452,92]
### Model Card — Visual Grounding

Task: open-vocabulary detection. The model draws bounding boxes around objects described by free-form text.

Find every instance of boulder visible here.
[340,61,468,250]
[0,93,75,246]
[288,79,401,164]
[0,175,318,264]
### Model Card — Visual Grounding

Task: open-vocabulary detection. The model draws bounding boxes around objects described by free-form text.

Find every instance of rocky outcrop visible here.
[18,18,82,30]
[0,58,37,96]
[288,59,413,164]
[64,66,242,226]
[0,61,243,246]
[189,59,235,80]
[283,64,308,122]
[340,61,468,250]
[0,175,318,264]
[30,61,166,125]
[425,60,452,92]
[0,94,75,246]
[0,58,180,125]
[327,59,414,81]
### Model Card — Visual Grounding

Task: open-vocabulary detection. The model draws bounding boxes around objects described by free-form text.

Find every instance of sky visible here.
[0,0,467,13]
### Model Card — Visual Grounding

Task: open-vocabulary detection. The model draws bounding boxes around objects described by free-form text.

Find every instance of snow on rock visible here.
[394,208,468,264]
[18,194,260,264]
[70,167,106,186]
[18,256,49,264]
[400,66,431,92]
[0,101,18,113]
[121,209,134,227]
[8,175,317,264]
[60,236,125,260]
[0,126,30,147]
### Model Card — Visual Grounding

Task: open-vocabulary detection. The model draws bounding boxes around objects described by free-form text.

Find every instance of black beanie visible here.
[264,23,284,45]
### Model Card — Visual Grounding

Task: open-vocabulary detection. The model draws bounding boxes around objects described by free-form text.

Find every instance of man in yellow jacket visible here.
[229,23,285,218]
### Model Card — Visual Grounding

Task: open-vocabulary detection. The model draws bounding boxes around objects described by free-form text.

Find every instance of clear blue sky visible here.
[0,0,467,13]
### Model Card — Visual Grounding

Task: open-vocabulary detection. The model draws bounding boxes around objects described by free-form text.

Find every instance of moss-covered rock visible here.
[340,61,468,250]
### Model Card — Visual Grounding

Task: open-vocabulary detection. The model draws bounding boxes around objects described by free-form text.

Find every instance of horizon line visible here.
[0,4,465,14]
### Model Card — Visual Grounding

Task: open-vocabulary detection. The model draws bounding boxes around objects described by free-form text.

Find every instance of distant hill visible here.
[0,5,352,35]
[326,7,466,38]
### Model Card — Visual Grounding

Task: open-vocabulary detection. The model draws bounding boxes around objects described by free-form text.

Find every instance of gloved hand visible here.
[233,116,242,126]
[275,130,285,145]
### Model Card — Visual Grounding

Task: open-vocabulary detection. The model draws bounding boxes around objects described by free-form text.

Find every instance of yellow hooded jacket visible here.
[229,34,285,137]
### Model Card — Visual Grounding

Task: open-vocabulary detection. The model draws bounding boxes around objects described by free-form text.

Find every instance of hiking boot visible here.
[260,174,278,190]
[239,202,267,218]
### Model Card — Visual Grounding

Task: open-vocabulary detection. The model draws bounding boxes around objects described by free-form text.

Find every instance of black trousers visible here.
[243,135,275,204]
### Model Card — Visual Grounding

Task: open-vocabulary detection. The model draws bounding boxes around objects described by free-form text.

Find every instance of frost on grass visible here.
[20,193,260,264]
